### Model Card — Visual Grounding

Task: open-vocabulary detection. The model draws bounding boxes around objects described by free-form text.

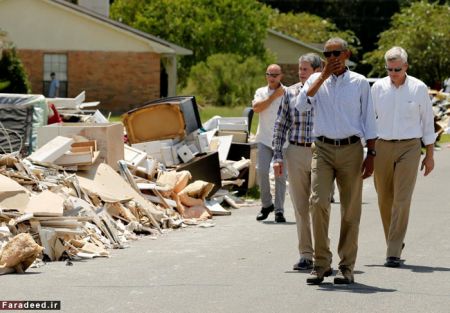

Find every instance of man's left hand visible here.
[420,155,434,176]
[361,156,374,179]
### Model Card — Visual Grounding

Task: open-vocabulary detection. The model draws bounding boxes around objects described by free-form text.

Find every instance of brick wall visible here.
[68,51,160,114]
[17,50,44,93]
[18,50,161,114]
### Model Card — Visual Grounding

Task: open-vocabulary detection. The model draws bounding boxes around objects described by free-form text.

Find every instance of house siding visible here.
[18,49,161,114]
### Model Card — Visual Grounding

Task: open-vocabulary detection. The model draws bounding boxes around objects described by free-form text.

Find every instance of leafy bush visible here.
[183,53,273,107]
[0,48,30,93]
[110,0,271,86]
[269,11,360,56]
[363,1,450,86]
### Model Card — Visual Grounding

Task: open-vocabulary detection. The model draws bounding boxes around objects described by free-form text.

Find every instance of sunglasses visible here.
[265,73,281,78]
[323,50,343,58]
[385,66,403,72]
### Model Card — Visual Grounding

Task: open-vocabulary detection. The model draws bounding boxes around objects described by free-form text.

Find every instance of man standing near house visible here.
[48,72,59,98]
[371,46,435,268]
[295,37,377,284]
[272,53,322,271]
[253,64,287,223]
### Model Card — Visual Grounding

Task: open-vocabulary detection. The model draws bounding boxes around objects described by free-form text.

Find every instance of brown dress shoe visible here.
[334,266,354,284]
[306,266,333,285]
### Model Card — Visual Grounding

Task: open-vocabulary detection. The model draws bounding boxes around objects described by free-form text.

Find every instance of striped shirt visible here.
[273,82,314,162]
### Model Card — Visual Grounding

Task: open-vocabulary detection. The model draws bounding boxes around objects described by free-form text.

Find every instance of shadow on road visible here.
[285,269,395,293]
[365,263,450,273]
[262,221,296,225]
[317,282,396,294]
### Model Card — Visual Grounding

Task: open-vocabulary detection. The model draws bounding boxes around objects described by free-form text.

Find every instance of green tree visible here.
[0,48,31,94]
[268,11,360,56]
[363,1,450,85]
[183,53,272,107]
[110,0,272,86]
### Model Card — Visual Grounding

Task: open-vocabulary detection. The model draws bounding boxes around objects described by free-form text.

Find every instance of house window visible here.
[43,54,68,97]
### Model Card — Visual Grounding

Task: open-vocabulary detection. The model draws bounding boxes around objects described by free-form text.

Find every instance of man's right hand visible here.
[273,161,284,177]
[322,59,341,79]
[272,85,285,99]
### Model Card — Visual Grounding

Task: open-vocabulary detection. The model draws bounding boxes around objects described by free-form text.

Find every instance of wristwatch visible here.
[367,149,376,157]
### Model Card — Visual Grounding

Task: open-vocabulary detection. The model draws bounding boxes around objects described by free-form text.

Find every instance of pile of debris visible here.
[430,90,450,140]
[0,93,258,275]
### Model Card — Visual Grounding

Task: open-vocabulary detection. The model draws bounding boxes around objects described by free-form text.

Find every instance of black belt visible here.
[289,141,312,147]
[317,135,360,146]
[380,138,417,142]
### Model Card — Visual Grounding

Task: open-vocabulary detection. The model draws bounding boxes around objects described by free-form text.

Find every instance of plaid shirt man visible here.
[273,82,314,162]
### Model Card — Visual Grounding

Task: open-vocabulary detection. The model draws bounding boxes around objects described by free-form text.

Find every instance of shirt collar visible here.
[331,67,349,82]
[389,73,409,89]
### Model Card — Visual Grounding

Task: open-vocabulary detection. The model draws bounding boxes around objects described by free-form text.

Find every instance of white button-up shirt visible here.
[295,71,377,140]
[252,85,285,147]
[371,75,435,145]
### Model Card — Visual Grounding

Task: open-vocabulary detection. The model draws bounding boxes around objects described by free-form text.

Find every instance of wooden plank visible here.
[71,140,97,152]
[54,151,93,166]
[28,136,73,163]
[70,146,93,154]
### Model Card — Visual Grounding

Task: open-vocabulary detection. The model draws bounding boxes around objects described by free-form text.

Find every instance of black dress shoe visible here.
[274,212,286,223]
[384,257,401,268]
[256,204,274,221]
[293,258,313,271]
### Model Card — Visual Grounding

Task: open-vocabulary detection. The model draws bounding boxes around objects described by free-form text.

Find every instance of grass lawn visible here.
[439,133,450,144]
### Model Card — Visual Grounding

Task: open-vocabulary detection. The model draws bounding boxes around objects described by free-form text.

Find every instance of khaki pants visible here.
[310,140,363,270]
[374,139,421,258]
[285,144,313,260]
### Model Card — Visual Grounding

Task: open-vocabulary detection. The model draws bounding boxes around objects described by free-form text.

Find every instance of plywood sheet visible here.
[24,190,64,216]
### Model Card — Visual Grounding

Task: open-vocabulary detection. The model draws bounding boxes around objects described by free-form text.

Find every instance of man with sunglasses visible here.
[295,38,377,285]
[371,46,435,268]
[252,64,287,223]
[273,53,323,271]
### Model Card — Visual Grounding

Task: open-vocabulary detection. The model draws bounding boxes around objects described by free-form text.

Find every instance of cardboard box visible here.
[217,130,248,143]
[37,123,124,170]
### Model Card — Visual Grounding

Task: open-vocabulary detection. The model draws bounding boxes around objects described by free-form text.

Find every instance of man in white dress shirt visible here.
[295,38,377,285]
[252,64,287,223]
[371,46,435,268]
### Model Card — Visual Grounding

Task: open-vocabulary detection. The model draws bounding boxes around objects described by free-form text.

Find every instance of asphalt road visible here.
[1,147,450,313]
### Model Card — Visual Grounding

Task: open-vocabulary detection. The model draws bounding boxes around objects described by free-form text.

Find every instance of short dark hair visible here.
[50,72,55,76]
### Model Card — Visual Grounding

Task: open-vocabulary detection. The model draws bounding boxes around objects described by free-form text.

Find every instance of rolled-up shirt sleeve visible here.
[272,91,292,162]
[360,79,378,140]
[295,74,317,113]
[252,88,264,106]
[419,85,436,145]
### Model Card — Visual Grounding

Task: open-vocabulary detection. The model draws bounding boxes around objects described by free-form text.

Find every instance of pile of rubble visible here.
[0,142,256,275]
[0,94,258,276]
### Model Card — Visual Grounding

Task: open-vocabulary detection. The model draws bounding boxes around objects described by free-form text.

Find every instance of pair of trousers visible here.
[310,140,363,270]
[257,143,286,213]
[285,144,314,260]
[374,138,421,258]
